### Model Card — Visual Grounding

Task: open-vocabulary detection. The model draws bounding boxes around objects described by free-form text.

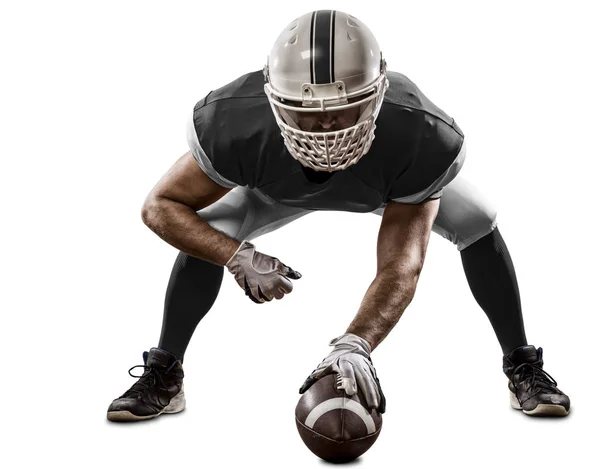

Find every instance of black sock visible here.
[460,227,527,355]
[157,252,224,363]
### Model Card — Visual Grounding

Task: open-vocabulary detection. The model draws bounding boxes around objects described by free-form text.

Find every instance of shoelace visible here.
[122,365,171,407]
[511,361,560,398]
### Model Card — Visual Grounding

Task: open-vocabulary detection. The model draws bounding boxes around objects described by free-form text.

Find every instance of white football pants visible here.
[197,172,497,252]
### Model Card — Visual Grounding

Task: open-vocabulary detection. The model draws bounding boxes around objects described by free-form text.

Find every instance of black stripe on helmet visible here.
[330,10,336,82]
[313,10,333,84]
[309,11,316,84]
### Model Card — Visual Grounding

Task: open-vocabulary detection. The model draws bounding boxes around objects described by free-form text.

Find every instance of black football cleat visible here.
[107,348,185,422]
[502,345,570,417]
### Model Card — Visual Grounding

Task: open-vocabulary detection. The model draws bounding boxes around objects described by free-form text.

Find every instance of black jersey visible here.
[188,70,464,212]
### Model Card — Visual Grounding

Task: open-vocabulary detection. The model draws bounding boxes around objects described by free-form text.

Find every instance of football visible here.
[295,373,383,463]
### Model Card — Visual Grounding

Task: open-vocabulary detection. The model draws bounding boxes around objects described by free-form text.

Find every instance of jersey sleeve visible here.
[389,119,467,204]
[389,137,466,204]
[186,108,238,189]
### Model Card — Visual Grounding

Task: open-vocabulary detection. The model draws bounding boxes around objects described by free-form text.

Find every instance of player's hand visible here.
[299,333,386,413]
[225,240,302,304]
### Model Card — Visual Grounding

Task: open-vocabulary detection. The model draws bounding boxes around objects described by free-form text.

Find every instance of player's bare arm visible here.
[346,198,440,351]
[142,151,302,303]
[141,150,239,266]
[299,198,440,413]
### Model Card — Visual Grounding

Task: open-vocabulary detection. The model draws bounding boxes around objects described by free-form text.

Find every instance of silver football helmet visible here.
[264,10,389,172]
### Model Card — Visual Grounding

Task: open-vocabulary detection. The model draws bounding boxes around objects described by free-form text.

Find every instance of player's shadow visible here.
[104,409,187,425]
[318,457,364,466]
[514,405,573,420]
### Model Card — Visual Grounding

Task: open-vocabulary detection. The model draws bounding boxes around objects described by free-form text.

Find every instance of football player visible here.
[107,10,570,422]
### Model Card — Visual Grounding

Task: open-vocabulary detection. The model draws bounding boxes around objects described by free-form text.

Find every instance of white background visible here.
[2,0,599,467]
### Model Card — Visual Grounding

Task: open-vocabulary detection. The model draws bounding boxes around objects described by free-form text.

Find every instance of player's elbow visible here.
[141,204,151,226]
[141,195,163,227]
[378,260,423,304]
[378,255,424,282]
[397,262,422,297]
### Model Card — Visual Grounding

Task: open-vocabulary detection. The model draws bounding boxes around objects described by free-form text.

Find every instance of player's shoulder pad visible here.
[384,71,462,132]
[189,71,269,187]
[381,71,465,202]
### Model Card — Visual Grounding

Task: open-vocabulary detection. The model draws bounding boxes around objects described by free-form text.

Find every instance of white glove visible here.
[299,333,386,413]
[225,240,301,303]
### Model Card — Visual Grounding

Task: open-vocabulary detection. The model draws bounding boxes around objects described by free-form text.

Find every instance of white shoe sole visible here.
[510,390,569,416]
[107,385,186,422]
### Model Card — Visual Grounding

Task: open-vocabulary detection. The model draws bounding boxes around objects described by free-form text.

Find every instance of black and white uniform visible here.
[187,70,497,251]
